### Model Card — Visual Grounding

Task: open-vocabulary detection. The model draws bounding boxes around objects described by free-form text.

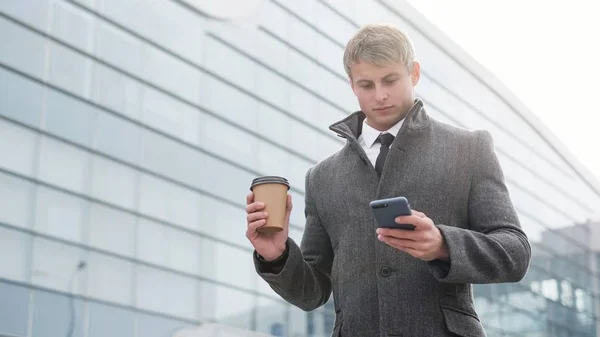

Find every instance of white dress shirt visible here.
[357,118,405,167]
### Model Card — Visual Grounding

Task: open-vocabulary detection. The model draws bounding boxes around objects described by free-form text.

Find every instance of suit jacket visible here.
[254,99,531,337]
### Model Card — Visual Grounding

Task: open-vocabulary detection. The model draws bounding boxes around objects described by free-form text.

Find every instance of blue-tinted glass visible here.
[0,67,43,127]
[0,281,30,337]
[136,312,189,337]
[31,290,84,337]
[94,112,141,164]
[87,302,135,337]
[44,90,95,147]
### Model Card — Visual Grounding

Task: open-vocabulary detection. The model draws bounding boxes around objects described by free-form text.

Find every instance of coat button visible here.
[380,266,392,277]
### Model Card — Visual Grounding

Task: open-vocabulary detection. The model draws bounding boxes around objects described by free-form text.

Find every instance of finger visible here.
[410,210,426,218]
[246,193,254,205]
[378,235,418,249]
[247,218,267,231]
[246,220,266,240]
[379,236,428,259]
[395,215,429,229]
[246,201,265,214]
[376,228,418,240]
[247,211,268,224]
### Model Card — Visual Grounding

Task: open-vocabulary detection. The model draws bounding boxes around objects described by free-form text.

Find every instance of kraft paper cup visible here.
[250,176,290,233]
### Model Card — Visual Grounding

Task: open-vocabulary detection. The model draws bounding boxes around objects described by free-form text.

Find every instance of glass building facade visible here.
[0,1,599,336]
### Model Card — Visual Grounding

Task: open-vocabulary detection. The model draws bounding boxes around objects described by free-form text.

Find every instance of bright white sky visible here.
[406,0,600,182]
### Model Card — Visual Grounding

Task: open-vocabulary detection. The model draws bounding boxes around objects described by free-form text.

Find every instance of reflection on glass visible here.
[32,290,85,337]
[87,302,135,337]
[0,68,43,127]
[44,89,95,146]
[0,281,30,337]
[137,312,189,337]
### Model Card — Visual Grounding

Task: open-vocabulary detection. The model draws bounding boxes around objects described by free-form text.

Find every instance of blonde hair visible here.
[343,23,416,78]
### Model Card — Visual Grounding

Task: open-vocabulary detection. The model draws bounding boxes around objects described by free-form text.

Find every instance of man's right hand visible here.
[245,192,292,262]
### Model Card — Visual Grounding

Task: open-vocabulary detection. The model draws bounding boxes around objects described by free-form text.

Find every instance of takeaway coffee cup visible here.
[250,176,290,233]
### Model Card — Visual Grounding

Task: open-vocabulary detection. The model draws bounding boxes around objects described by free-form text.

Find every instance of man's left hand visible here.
[376,210,449,262]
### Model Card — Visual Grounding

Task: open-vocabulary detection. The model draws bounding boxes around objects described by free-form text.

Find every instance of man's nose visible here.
[375,86,388,102]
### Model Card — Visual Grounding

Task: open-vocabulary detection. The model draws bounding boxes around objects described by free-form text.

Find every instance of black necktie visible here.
[375,133,395,177]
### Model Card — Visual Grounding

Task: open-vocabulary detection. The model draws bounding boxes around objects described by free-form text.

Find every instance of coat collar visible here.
[329,98,430,141]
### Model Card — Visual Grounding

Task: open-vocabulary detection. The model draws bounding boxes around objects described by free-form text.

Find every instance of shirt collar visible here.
[361,118,405,148]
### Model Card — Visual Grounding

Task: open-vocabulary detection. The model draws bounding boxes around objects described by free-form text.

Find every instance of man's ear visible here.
[410,61,421,86]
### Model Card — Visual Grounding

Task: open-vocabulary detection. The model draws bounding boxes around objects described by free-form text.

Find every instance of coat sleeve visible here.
[428,130,532,283]
[253,166,334,311]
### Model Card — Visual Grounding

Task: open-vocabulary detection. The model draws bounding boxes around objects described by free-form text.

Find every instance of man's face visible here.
[349,61,420,131]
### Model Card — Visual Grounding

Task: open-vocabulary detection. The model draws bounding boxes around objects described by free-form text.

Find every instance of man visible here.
[245,23,531,336]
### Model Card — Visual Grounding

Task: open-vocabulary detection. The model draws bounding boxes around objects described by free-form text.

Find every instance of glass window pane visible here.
[167,184,201,231]
[0,119,38,177]
[87,252,133,305]
[31,237,86,294]
[204,36,256,93]
[136,312,189,337]
[0,227,31,283]
[138,173,171,222]
[141,47,202,104]
[256,102,292,147]
[0,1,50,32]
[137,219,200,275]
[0,67,43,127]
[202,114,259,169]
[140,87,201,146]
[258,140,290,179]
[140,130,191,185]
[199,196,246,247]
[94,21,144,77]
[91,64,143,120]
[44,89,95,147]
[138,173,202,232]
[87,203,136,257]
[135,266,198,319]
[87,302,135,337]
[0,171,34,229]
[290,122,318,162]
[50,1,94,52]
[202,75,259,131]
[0,281,30,337]
[34,187,86,243]
[199,282,254,329]
[166,227,201,276]
[288,190,305,228]
[288,155,311,194]
[136,218,167,266]
[90,156,137,210]
[94,112,141,164]
[38,136,91,194]
[47,41,91,98]
[200,241,255,292]
[256,66,289,111]
[32,289,85,337]
[0,16,47,78]
[255,297,288,337]
[201,155,257,208]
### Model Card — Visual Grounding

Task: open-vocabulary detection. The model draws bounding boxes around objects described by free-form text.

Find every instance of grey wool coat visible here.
[254,98,531,337]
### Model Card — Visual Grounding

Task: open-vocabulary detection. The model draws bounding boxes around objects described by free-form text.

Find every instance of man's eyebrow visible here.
[383,73,401,79]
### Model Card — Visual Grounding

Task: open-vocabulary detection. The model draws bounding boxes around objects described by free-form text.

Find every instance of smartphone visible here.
[369,196,415,230]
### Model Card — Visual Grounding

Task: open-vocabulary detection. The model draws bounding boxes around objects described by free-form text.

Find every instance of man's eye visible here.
[361,84,373,89]
[385,79,397,84]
